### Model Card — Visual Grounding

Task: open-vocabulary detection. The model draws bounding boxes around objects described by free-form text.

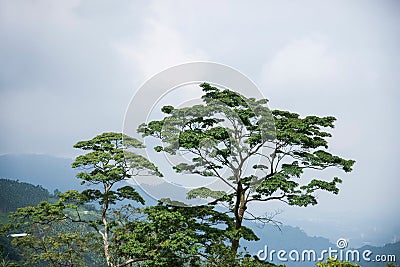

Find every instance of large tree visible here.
[138,83,355,253]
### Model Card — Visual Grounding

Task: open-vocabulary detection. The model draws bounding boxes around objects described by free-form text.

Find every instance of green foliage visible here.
[0,83,357,266]
[4,201,103,267]
[70,132,162,266]
[0,179,57,263]
[1,133,164,267]
[112,201,264,266]
[0,179,53,213]
[0,259,19,267]
[138,83,355,254]
[71,133,161,210]
[203,245,285,267]
[70,132,158,219]
[186,187,227,200]
[316,257,360,266]
[73,132,160,184]
[0,250,19,267]
[0,235,20,265]
[114,203,233,266]
[240,257,285,267]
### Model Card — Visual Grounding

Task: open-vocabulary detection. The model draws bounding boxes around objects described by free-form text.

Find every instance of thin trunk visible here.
[102,184,112,267]
[103,227,111,267]
[232,182,247,253]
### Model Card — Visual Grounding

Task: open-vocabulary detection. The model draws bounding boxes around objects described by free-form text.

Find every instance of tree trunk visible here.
[102,186,112,267]
[103,229,111,267]
[232,182,247,253]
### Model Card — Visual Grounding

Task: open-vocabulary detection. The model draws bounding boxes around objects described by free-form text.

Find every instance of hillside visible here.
[0,178,53,213]
[0,179,55,262]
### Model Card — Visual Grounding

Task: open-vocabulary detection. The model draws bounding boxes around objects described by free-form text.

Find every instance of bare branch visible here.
[243,209,283,231]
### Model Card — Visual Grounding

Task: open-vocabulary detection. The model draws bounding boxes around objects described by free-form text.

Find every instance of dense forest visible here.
[0,178,54,213]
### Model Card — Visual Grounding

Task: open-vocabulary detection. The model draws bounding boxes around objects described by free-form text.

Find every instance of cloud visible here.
[0,0,80,29]
[0,0,147,157]
[260,36,341,91]
[0,0,399,245]
[114,2,207,80]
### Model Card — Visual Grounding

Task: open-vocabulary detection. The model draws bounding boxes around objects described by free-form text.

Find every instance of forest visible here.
[0,179,54,214]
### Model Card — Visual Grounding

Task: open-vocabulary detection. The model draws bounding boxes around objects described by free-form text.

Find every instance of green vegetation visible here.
[0,214,8,226]
[139,83,355,252]
[69,132,160,266]
[317,258,360,266]
[1,84,356,266]
[0,179,54,213]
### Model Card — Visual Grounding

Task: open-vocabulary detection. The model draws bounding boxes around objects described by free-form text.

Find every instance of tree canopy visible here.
[138,83,355,252]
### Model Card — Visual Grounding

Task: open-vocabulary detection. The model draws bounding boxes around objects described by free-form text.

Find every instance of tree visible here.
[68,132,161,266]
[138,83,355,253]
[3,132,163,267]
[4,201,101,267]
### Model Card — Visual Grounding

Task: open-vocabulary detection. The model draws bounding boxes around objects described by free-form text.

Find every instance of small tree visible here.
[68,132,161,266]
[4,132,164,267]
[138,83,355,253]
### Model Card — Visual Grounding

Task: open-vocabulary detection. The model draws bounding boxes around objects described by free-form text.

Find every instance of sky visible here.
[0,0,399,248]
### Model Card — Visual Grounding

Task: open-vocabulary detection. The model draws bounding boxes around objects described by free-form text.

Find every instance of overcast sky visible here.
[0,0,399,247]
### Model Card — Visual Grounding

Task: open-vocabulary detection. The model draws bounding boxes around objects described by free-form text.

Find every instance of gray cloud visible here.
[0,0,399,246]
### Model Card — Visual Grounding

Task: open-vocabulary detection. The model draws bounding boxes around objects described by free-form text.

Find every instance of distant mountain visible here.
[242,222,332,266]
[358,242,400,267]
[0,154,81,192]
[242,222,399,267]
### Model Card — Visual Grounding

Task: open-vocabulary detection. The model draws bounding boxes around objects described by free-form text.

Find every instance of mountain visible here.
[242,222,399,266]
[0,178,53,213]
[358,242,400,266]
[0,154,81,192]
[242,222,333,266]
